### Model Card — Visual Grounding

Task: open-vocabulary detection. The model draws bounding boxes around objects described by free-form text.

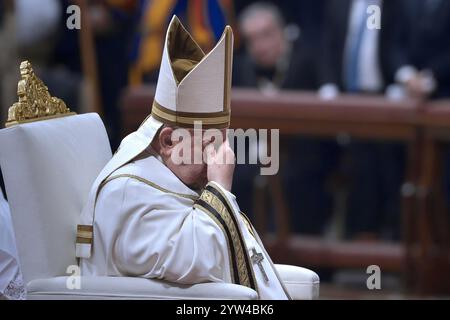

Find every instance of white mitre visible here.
[76,15,234,258]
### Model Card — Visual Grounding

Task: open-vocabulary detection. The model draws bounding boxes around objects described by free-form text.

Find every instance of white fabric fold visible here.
[76,116,164,258]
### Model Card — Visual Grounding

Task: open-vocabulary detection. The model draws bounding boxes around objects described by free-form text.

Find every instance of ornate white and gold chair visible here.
[0,61,319,300]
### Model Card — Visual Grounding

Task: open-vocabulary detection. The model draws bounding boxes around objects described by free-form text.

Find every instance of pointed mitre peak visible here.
[152,15,234,128]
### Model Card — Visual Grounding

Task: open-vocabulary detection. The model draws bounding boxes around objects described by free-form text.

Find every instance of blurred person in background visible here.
[320,0,403,241]
[382,0,450,222]
[233,2,316,90]
[319,0,398,97]
[89,0,136,149]
[48,0,136,149]
[0,0,17,126]
[1,0,135,150]
[234,0,326,57]
[0,0,61,124]
[232,2,336,235]
[383,0,450,100]
[128,0,234,85]
[0,0,61,204]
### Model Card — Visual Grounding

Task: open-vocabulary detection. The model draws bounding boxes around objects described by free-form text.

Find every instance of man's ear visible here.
[158,127,174,157]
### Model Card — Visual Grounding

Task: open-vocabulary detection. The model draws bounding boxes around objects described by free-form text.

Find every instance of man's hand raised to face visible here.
[205,138,235,192]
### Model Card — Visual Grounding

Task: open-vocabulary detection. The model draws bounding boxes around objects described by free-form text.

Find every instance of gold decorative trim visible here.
[5,61,75,127]
[151,100,230,128]
[101,173,199,201]
[240,211,257,239]
[76,237,92,244]
[153,100,229,118]
[195,186,258,292]
[77,171,199,255]
[76,225,93,245]
[223,26,232,116]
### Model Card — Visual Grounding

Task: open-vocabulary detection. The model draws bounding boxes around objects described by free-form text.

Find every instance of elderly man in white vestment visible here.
[76,16,291,299]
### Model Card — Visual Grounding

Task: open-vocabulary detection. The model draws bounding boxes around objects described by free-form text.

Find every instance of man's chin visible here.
[187,178,208,191]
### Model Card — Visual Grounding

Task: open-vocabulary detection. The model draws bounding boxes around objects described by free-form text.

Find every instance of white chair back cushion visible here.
[0,113,112,284]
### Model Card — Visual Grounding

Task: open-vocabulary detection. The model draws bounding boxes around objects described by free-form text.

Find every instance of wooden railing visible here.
[120,86,450,295]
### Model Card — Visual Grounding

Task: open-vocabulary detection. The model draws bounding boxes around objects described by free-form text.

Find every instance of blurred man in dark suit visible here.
[320,0,404,240]
[233,3,317,90]
[234,0,326,56]
[232,3,336,235]
[320,0,398,95]
[383,0,450,220]
[384,0,450,99]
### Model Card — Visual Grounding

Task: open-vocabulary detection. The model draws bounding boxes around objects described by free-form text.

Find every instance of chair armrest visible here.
[26,276,258,300]
[275,264,320,300]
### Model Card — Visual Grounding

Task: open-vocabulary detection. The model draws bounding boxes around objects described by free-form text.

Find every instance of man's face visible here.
[241,10,286,68]
[156,127,226,190]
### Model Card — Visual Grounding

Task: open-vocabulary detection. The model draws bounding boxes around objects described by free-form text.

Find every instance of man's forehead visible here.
[185,128,226,134]
[243,10,277,32]
[177,128,227,141]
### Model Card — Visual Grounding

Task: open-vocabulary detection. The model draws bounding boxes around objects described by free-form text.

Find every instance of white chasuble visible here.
[80,152,290,299]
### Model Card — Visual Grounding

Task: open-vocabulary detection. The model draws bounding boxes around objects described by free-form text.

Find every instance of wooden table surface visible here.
[121,86,421,140]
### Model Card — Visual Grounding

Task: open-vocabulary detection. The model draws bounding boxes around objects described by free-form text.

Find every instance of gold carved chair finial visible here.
[5,60,75,127]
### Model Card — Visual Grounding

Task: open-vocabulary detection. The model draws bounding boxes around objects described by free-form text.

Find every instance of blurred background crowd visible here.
[1,0,450,296]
